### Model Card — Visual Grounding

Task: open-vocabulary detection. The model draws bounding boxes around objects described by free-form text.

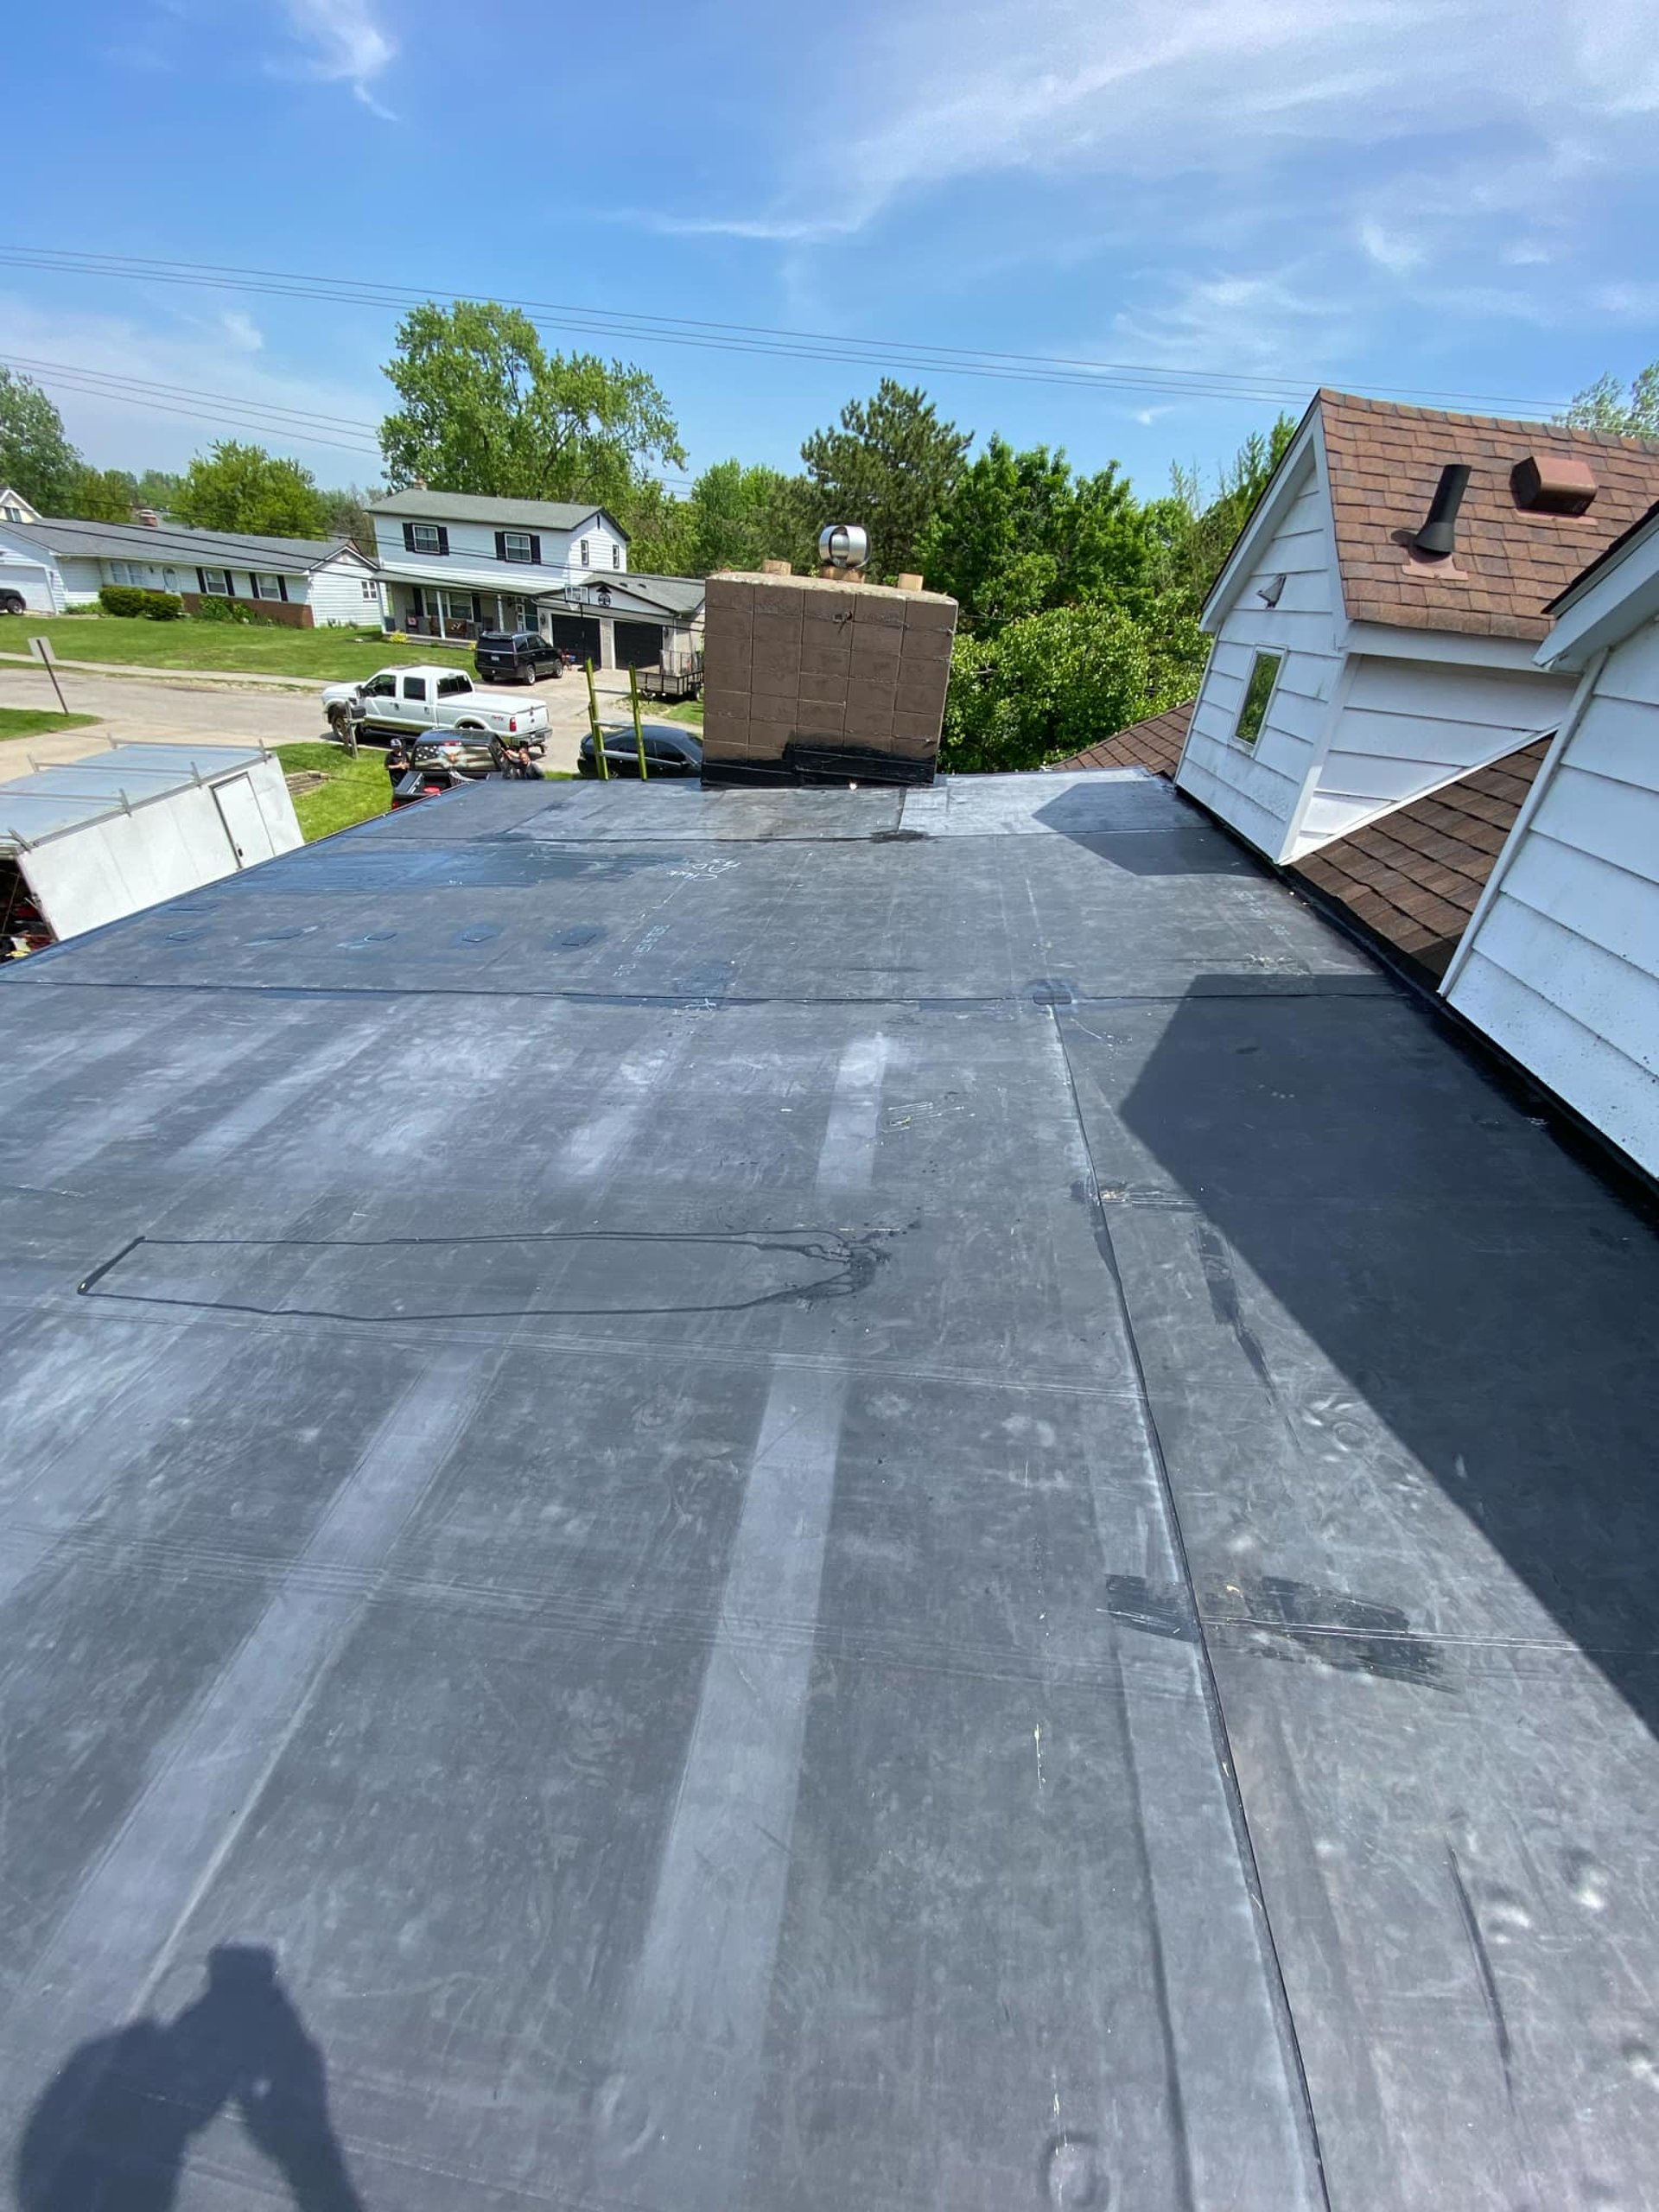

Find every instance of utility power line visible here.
[0,245,1572,416]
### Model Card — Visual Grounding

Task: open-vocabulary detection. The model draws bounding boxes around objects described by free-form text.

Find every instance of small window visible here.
[579,539,590,566]
[611,543,620,570]
[1234,651,1282,748]
[252,572,285,601]
[410,523,442,554]
[403,676,428,702]
[436,674,470,697]
[501,531,533,563]
[200,568,231,596]
[3,505,20,523]
[361,579,375,598]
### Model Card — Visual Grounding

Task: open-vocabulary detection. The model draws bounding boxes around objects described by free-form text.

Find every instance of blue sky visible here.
[5,0,1659,501]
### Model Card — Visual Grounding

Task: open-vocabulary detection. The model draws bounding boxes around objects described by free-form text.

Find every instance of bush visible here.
[192,594,269,625]
[99,584,149,618]
[141,590,181,620]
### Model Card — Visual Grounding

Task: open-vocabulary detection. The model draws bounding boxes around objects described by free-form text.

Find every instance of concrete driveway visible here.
[0,664,625,777]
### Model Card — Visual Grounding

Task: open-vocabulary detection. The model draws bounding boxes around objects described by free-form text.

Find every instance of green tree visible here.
[173,442,332,537]
[134,468,185,514]
[800,379,969,582]
[684,460,819,575]
[918,436,1160,629]
[940,601,1206,773]
[1558,364,1659,442]
[1158,413,1298,613]
[379,301,685,508]
[66,467,140,523]
[0,367,82,512]
[321,485,378,551]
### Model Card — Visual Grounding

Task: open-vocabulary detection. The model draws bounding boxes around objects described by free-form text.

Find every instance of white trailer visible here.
[0,742,303,955]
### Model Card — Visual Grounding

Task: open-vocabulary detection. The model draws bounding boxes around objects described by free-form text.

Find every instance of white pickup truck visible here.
[321,665,550,753]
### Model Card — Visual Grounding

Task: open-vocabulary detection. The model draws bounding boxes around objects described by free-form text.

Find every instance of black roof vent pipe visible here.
[1413,463,1471,557]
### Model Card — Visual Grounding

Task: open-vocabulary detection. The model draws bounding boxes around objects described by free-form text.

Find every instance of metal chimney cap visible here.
[818,523,868,570]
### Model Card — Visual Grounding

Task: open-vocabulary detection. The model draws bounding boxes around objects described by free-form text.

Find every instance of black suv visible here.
[474,630,563,684]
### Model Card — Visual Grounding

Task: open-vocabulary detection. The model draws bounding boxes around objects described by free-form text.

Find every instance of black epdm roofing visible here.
[2,767,1656,2210]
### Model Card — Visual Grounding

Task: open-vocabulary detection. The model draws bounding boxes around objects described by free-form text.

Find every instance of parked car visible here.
[577,723,704,779]
[474,631,563,684]
[320,665,550,750]
[0,588,27,618]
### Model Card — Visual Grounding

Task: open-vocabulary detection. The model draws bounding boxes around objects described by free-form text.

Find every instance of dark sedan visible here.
[474,631,563,684]
[578,723,703,779]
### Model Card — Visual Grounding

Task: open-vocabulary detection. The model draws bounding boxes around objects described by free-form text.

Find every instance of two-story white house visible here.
[368,489,705,672]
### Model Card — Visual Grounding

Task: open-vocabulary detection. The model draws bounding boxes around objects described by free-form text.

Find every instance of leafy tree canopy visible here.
[0,368,82,513]
[67,467,140,524]
[172,442,333,538]
[800,379,970,582]
[1558,364,1659,442]
[380,301,685,509]
[918,435,1160,629]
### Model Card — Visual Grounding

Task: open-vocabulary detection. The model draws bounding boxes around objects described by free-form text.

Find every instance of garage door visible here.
[615,622,664,670]
[546,614,603,662]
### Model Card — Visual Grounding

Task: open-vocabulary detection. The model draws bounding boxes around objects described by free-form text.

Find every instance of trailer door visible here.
[213,774,277,868]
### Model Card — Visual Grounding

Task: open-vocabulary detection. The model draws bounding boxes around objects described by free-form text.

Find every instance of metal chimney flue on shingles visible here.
[1413,463,1472,558]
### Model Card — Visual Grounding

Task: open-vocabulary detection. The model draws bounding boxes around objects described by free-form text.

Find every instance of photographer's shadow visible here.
[16,1945,364,2211]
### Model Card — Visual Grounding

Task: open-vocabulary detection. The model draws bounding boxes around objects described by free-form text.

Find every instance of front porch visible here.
[384,579,545,642]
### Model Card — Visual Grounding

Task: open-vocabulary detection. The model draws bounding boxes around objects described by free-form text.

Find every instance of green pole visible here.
[630,665,648,780]
[584,658,608,779]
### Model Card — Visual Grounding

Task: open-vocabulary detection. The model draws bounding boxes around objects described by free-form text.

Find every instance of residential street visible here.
[0,664,611,776]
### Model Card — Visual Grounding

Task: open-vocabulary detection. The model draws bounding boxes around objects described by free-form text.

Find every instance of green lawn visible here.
[276,741,392,841]
[0,613,467,683]
[0,708,102,741]
[657,698,704,726]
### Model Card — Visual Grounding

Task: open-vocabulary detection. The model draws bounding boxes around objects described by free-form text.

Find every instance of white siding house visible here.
[1442,505,1659,1179]
[1176,392,1659,866]
[0,517,382,626]
[369,490,702,670]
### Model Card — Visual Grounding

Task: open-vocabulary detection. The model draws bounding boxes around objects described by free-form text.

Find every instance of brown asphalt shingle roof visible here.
[1319,391,1659,643]
[1291,736,1552,976]
[1049,698,1195,778]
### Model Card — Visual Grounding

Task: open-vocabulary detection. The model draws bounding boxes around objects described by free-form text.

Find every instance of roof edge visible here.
[1198,394,1322,633]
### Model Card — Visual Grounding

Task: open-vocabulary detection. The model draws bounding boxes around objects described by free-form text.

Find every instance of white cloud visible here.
[279,0,397,118]
[0,295,385,482]
[1358,221,1426,276]
[652,0,1659,264]
[221,310,264,353]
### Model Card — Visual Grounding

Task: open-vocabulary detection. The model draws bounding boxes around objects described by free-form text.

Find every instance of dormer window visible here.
[501,531,533,563]
[410,523,442,554]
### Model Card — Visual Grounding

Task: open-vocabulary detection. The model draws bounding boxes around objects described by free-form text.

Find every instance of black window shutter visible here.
[411,586,423,616]
[494,531,506,562]
[403,522,416,551]
[471,592,482,620]
[195,568,207,593]
[528,535,542,564]
[278,575,289,602]
[436,526,449,555]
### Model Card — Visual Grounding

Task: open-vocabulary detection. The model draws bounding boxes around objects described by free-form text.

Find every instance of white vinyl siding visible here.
[306,556,382,628]
[1289,658,1575,857]
[1445,618,1659,1178]
[1177,451,1344,861]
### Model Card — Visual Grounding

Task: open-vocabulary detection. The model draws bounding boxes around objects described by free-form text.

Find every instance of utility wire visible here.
[0,244,1571,416]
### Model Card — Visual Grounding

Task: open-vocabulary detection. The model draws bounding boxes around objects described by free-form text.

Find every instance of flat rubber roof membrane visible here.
[1,770,1656,2210]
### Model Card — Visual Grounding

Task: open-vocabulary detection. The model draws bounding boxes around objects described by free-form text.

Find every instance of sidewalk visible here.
[0,652,320,693]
